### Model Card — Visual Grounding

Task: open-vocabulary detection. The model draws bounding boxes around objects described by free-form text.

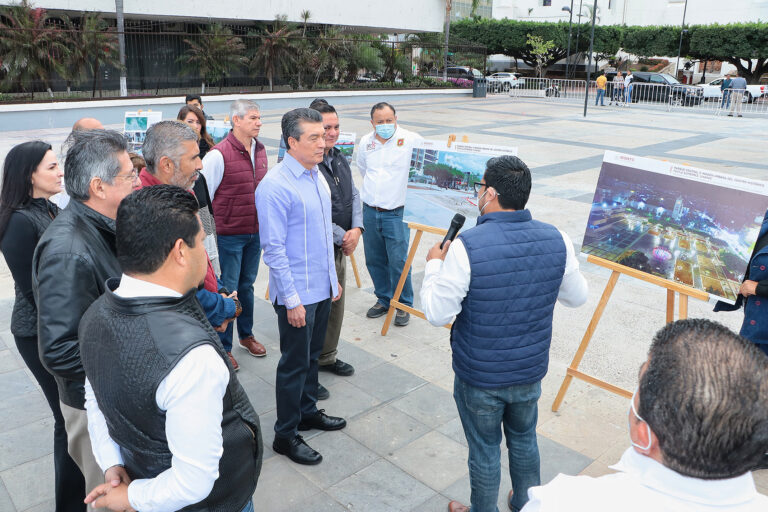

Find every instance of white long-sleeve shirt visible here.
[356,126,422,210]
[201,139,260,200]
[84,274,230,512]
[420,230,588,326]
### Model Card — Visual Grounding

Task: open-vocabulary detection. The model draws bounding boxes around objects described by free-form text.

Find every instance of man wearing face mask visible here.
[522,318,768,512]
[420,155,588,512]
[356,102,423,326]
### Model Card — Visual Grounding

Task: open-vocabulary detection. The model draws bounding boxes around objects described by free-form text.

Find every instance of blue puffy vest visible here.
[451,210,567,388]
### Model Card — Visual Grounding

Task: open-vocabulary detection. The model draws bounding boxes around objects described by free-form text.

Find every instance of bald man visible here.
[72,118,104,131]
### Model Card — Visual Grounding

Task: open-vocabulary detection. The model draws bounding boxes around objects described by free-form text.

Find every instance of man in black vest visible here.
[309,99,363,398]
[420,156,589,512]
[80,185,262,512]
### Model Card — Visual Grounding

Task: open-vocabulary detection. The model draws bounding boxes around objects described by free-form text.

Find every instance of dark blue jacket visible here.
[196,278,235,328]
[451,210,567,388]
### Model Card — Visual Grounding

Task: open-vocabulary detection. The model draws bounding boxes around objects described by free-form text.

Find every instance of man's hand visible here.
[84,482,135,511]
[740,280,758,297]
[342,227,362,256]
[220,291,237,300]
[427,240,451,262]
[287,304,306,328]
[332,282,343,302]
[104,465,131,488]
[213,318,233,333]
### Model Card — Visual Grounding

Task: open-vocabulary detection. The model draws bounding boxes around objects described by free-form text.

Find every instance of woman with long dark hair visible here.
[0,141,86,511]
[177,104,215,158]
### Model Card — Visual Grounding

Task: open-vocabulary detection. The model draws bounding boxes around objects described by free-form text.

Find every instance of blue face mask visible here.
[375,123,396,140]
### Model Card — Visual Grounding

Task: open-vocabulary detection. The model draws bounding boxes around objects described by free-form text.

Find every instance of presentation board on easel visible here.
[381,137,518,336]
[552,151,768,411]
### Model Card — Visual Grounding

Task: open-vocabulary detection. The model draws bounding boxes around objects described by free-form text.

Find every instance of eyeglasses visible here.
[115,170,138,182]
[473,181,487,194]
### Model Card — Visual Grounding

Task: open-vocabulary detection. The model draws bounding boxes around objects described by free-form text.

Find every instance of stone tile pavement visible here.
[1,95,767,510]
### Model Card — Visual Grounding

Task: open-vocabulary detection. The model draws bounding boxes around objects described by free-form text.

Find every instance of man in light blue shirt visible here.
[255,108,344,466]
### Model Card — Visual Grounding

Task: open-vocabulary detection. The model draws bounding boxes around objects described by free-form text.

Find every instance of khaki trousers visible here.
[730,91,744,115]
[319,246,346,366]
[60,401,103,509]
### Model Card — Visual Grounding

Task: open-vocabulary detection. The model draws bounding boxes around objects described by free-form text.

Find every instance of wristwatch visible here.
[233,297,243,317]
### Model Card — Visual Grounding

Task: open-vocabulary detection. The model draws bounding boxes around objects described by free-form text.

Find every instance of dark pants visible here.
[273,299,332,438]
[454,376,541,512]
[217,233,261,351]
[320,247,346,366]
[15,335,86,512]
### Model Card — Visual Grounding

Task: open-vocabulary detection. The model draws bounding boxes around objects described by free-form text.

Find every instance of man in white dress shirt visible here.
[80,185,262,512]
[420,155,588,512]
[356,102,423,326]
[522,318,768,512]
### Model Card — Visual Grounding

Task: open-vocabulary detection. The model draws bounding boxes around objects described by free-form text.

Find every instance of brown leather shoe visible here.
[448,501,469,512]
[227,352,240,372]
[239,335,266,357]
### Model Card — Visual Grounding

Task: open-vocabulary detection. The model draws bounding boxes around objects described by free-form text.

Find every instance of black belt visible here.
[365,203,402,212]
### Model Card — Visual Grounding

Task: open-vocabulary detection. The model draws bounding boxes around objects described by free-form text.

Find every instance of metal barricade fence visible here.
[712,88,768,116]
[509,77,551,98]
[546,79,588,103]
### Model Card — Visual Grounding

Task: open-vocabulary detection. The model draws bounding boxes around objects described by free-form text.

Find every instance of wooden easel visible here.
[551,255,710,411]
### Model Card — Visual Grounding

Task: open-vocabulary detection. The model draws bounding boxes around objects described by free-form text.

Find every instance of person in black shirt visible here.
[0,141,86,511]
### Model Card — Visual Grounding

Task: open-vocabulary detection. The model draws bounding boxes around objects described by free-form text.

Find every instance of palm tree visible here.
[443,0,480,80]
[0,0,62,99]
[249,17,299,92]
[74,15,121,98]
[177,24,246,93]
[300,10,311,37]
[115,0,127,96]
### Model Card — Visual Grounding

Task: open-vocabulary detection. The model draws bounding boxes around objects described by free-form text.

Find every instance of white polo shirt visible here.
[356,126,422,210]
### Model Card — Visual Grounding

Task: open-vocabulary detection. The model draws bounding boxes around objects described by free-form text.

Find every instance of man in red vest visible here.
[202,100,268,364]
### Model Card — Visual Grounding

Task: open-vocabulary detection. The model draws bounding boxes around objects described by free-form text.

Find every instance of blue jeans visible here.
[241,500,254,512]
[362,205,413,307]
[721,90,731,108]
[625,85,633,103]
[454,376,542,512]
[595,88,605,105]
[217,233,261,351]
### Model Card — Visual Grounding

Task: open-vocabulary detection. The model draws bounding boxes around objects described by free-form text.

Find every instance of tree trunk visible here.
[443,0,451,82]
[115,0,128,97]
[728,57,768,84]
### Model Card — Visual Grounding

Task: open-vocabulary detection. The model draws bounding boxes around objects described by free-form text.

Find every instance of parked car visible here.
[701,77,765,103]
[431,66,484,81]
[486,72,521,92]
[622,72,704,106]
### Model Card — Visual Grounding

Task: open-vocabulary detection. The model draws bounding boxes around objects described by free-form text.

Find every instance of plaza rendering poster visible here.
[277,132,356,163]
[208,120,230,144]
[582,151,768,303]
[123,111,162,153]
[404,140,518,229]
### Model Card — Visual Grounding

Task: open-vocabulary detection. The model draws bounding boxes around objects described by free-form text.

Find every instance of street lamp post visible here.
[674,0,689,78]
[562,2,574,79]
[583,0,598,117]
[572,0,584,79]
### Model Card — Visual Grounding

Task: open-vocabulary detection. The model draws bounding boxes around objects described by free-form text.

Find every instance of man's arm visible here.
[350,180,363,230]
[201,149,225,201]
[420,239,471,326]
[84,378,124,471]
[126,345,230,512]
[355,136,368,177]
[36,253,101,383]
[556,230,589,308]
[195,288,235,327]
[255,180,301,309]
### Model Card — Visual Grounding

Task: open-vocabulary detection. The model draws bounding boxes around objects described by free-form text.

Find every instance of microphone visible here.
[441,214,466,249]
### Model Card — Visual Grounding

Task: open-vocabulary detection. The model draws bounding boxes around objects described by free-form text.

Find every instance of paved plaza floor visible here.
[1,96,766,511]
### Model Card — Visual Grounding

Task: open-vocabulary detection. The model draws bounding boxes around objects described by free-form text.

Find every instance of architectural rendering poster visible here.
[404,140,518,228]
[207,120,230,145]
[277,132,356,163]
[123,111,162,153]
[582,151,768,303]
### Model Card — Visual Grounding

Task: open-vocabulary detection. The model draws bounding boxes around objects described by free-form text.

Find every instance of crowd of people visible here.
[0,94,766,512]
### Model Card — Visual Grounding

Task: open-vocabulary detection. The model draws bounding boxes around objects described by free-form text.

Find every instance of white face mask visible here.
[629,388,653,451]
[479,188,496,214]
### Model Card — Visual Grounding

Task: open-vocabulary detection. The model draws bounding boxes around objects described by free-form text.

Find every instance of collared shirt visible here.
[84,274,230,512]
[255,152,337,308]
[356,126,423,210]
[731,77,748,90]
[201,138,258,200]
[522,448,768,511]
[420,229,588,327]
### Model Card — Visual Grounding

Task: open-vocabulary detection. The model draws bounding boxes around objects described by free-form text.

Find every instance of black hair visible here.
[185,94,202,104]
[309,98,337,115]
[0,141,53,241]
[281,108,323,150]
[482,155,531,210]
[640,318,768,479]
[370,102,396,118]
[116,185,201,275]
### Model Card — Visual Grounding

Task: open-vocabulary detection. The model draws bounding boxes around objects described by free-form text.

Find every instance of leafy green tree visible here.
[621,25,685,58]
[59,13,121,98]
[527,34,556,77]
[0,0,62,98]
[178,24,246,93]
[249,16,299,91]
[689,23,768,84]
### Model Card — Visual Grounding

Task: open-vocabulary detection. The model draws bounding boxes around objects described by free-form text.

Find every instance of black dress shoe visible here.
[272,435,322,465]
[317,383,330,400]
[319,359,355,376]
[298,409,347,431]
